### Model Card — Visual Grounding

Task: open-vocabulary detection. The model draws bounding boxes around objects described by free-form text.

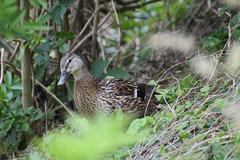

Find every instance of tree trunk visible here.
[21,0,33,108]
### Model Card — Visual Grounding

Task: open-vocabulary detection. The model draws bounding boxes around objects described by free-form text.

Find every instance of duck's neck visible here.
[72,68,93,81]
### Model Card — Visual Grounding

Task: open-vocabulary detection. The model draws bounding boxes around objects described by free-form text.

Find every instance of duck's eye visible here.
[68,59,72,63]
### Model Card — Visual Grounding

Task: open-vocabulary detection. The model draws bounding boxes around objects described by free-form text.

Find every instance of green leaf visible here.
[201,28,228,53]
[0,87,6,101]
[28,0,47,9]
[106,68,132,80]
[155,94,163,102]
[211,142,225,160]
[10,84,22,90]
[200,85,210,93]
[4,71,12,87]
[179,130,189,141]
[6,92,13,100]
[232,29,240,41]
[180,74,195,90]
[0,119,14,138]
[50,4,66,24]
[230,12,240,27]
[35,41,51,54]
[200,85,211,97]
[213,98,230,111]
[39,114,138,160]
[21,122,30,132]
[176,101,192,112]
[59,43,70,54]
[56,31,75,40]
[148,80,157,86]
[26,151,44,160]
[127,116,154,135]
[20,21,49,31]
[35,63,48,80]
[90,58,108,78]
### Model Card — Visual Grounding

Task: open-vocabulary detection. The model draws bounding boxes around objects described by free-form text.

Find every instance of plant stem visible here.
[21,0,33,108]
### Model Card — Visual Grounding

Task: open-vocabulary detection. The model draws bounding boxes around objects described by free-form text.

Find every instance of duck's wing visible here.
[97,78,158,116]
[98,79,156,101]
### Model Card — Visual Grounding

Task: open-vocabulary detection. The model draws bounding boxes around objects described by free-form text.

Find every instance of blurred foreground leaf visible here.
[34,112,140,160]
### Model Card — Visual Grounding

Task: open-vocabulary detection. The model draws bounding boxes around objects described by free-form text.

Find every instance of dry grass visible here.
[148,32,196,57]
[127,75,235,159]
[223,103,240,132]
[225,43,240,74]
[223,0,240,8]
[191,56,218,80]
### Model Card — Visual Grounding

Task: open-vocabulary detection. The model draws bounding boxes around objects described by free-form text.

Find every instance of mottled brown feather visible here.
[73,73,158,117]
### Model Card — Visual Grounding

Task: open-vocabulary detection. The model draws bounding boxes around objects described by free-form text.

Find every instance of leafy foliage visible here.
[201,28,228,53]
[0,0,48,39]
[0,73,43,154]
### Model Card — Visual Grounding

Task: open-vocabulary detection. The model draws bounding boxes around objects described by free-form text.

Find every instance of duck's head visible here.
[57,54,85,86]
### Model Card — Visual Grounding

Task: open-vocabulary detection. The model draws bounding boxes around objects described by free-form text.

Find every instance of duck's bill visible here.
[57,72,69,86]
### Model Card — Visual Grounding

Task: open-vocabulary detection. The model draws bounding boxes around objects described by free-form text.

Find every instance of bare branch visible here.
[35,80,74,117]
[0,38,14,54]
[111,0,122,67]
[9,41,21,62]
[72,5,102,47]
[70,31,93,54]
[0,48,4,84]
[70,10,113,54]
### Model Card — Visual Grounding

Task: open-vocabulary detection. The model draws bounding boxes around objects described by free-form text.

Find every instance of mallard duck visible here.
[57,53,158,117]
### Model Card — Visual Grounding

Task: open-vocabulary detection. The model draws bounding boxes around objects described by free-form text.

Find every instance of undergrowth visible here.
[22,72,240,160]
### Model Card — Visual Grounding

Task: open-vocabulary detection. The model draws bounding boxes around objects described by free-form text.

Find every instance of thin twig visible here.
[98,38,106,60]
[226,12,232,49]
[111,0,122,67]
[209,12,234,80]
[0,38,14,54]
[171,74,181,111]
[45,101,48,132]
[163,91,177,118]
[70,31,93,54]
[98,10,113,28]
[0,48,4,84]
[9,41,21,62]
